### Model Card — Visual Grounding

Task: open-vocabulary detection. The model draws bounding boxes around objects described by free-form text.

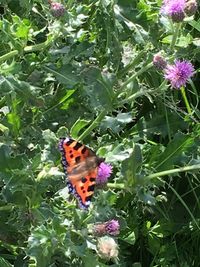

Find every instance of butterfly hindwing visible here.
[59,137,101,208]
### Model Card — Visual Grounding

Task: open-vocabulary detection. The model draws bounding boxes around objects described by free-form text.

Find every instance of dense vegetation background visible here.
[0,0,200,266]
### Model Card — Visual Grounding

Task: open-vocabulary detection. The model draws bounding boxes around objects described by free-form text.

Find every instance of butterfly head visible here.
[96,157,105,166]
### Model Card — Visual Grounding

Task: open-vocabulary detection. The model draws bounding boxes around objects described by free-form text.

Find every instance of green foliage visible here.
[0,0,200,266]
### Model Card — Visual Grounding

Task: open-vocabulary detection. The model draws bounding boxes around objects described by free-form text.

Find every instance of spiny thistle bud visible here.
[94,220,120,236]
[184,0,198,16]
[153,53,167,70]
[97,236,119,260]
[171,10,185,22]
[50,2,65,17]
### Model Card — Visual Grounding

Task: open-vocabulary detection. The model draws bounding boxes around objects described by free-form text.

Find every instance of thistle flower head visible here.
[153,53,167,70]
[164,60,194,89]
[94,219,120,236]
[161,0,186,22]
[97,236,119,260]
[105,220,120,236]
[50,2,65,17]
[184,0,198,16]
[97,162,112,184]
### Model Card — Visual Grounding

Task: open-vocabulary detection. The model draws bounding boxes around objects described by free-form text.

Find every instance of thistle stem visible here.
[77,109,107,141]
[0,39,53,63]
[169,22,181,52]
[107,164,200,189]
[119,62,154,92]
[0,50,18,63]
[180,86,192,115]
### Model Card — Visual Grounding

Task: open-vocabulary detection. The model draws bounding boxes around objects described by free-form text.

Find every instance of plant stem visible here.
[145,163,200,180]
[24,39,52,52]
[107,183,125,189]
[118,50,146,78]
[0,38,53,63]
[120,62,154,92]
[0,50,18,63]
[169,22,181,52]
[77,109,107,141]
[107,163,200,189]
[119,79,168,105]
[180,86,192,115]
[164,93,172,141]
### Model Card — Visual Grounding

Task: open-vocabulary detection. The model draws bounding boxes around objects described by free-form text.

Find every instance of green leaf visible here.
[122,231,136,245]
[189,19,200,32]
[0,257,12,267]
[121,144,142,187]
[176,33,193,48]
[46,65,80,87]
[70,118,90,139]
[82,67,114,109]
[155,133,194,171]
[0,76,40,104]
[83,251,99,267]
[0,123,9,135]
[7,112,21,134]
[104,143,133,162]
[101,112,132,133]
[145,112,188,137]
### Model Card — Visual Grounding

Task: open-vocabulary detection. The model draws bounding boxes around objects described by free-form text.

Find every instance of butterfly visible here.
[59,137,104,208]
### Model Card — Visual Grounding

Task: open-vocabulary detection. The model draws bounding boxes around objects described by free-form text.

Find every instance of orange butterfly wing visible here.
[59,137,102,208]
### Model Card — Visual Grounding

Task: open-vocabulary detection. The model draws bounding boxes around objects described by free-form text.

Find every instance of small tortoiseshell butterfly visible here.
[59,137,104,208]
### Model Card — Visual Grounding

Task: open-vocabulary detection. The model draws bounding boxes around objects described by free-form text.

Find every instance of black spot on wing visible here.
[73,142,82,150]
[89,177,96,182]
[81,177,87,183]
[81,146,87,154]
[87,184,95,192]
[70,154,73,158]
[66,139,74,145]
[75,156,81,163]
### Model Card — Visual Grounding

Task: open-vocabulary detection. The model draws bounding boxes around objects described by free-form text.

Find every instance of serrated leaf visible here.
[101,112,132,133]
[46,65,80,87]
[0,76,40,104]
[82,67,113,109]
[106,144,133,162]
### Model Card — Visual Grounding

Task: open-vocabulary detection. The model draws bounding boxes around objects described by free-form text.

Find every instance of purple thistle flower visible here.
[97,162,112,184]
[93,219,120,236]
[161,0,186,22]
[105,220,120,236]
[164,60,194,89]
[50,2,65,17]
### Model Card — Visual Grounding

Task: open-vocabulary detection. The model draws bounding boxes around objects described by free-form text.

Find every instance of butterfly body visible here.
[59,137,104,208]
